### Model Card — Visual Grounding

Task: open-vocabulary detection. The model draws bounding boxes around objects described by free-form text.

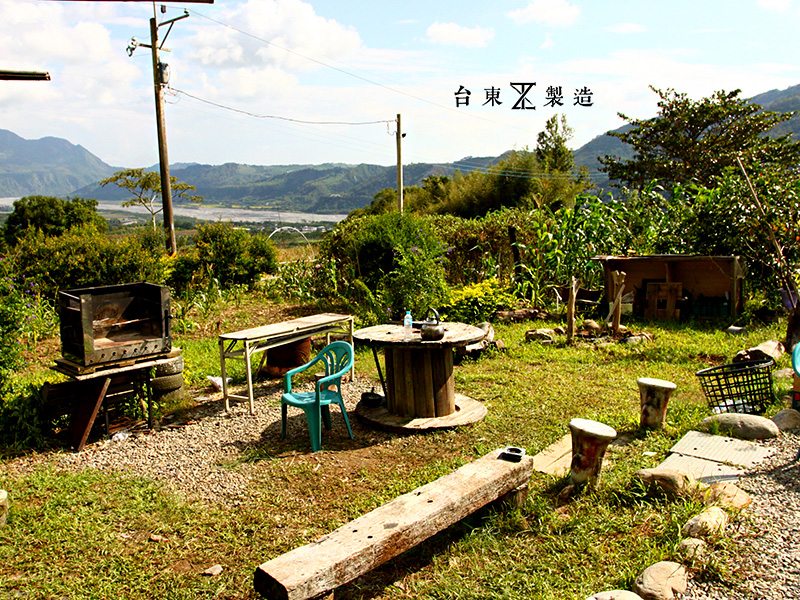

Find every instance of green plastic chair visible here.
[281,341,354,452]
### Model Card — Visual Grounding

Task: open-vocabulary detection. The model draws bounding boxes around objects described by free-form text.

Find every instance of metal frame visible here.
[218,313,354,414]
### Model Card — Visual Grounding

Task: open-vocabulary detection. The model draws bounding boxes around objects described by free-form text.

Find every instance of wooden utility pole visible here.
[149,16,176,254]
[395,113,403,213]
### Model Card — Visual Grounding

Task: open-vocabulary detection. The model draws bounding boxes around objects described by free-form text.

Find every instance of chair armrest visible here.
[284,355,324,392]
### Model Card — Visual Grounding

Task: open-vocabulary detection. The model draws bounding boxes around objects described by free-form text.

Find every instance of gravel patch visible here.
[8,377,376,505]
[681,430,800,600]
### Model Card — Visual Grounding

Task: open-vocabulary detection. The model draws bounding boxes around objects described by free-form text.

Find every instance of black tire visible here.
[150,373,184,392]
[155,355,184,377]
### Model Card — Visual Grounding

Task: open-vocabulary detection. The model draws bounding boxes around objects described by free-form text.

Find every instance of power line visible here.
[168,86,393,126]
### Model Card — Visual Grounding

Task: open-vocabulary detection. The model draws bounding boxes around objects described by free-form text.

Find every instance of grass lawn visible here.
[0,297,790,600]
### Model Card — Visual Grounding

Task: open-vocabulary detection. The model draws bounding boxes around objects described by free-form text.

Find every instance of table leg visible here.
[219,337,230,412]
[70,377,111,452]
[244,340,255,414]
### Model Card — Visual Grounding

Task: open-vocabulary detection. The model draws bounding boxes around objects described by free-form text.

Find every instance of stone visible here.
[703,482,752,510]
[700,413,780,440]
[681,506,728,539]
[586,591,644,600]
[772,408,800,431]
[202,564,223,576]
[632,561,687,600]
[634,467,696,500]
[0,489,7,526]
[677,537,707,560]
[583,319,602,335]
[525,328,556,342]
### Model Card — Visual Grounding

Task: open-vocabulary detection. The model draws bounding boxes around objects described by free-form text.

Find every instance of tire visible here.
[155,355,184,377]
[150,373,184,392]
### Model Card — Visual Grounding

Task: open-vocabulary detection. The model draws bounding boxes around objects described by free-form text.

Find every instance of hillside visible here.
[2,83,800,211]
[0,130,116,197]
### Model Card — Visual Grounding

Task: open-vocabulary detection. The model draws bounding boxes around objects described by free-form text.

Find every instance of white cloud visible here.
[426,22,495,47]
[507,0,580,26]
[757,0,795,10]
[605,22,647,34]
[186,0,362,71]
[541,34,555,50]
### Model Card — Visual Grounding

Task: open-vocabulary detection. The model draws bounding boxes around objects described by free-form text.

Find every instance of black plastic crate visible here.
[695,359,774,414]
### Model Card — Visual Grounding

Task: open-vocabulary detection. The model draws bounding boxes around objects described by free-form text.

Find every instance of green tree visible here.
[535,114,576,172]
[599,86,800,189]
[100,168,203,230]
[2,195,107,245]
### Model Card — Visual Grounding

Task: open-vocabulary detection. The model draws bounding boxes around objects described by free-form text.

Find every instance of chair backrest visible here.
[319,341,354,378]
[793,343,800,377]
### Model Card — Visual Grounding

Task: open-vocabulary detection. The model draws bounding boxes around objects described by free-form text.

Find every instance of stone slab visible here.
[657,453,744,484]
[531,434,572,476]
[669,430,773,468]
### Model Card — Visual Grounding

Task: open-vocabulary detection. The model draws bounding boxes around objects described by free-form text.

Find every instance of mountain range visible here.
[3,83,800,214]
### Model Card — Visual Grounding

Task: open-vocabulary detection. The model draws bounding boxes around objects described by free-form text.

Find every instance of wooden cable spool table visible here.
[353,322,488,431]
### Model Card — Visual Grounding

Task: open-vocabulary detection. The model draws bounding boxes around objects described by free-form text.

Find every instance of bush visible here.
[11,225,166,298]
[319,212,450,323]
[440,278,516,324]
[3,195,107,246]
[194,222,278,289]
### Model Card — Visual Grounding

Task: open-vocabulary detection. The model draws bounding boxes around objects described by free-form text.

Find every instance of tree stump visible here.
[637,377,677,430]
[568,418,617,487]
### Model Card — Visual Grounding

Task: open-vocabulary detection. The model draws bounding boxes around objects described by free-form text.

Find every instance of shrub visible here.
[319,212,450,322]
[194,222,278,289]
[440,278,516,324]
[3,195,107,246]
[11,225,166,298]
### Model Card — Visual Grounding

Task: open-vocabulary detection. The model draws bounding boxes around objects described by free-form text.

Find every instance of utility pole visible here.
[128,8,189,255]
[149,15,176,254]
[395,113,404,213]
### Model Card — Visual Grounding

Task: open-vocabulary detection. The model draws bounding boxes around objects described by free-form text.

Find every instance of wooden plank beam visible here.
[254,449,533,600]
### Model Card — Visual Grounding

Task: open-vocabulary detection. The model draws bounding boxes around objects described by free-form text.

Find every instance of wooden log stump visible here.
[637,377,677,430]
[568,418,617,487]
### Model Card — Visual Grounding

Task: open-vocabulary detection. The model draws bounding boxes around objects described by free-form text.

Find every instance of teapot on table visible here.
[420,307,445,341]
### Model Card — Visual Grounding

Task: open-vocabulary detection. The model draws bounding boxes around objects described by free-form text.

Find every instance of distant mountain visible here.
[574,84,800,190]
[74,158,505,215]
[3,83,800,211]
[0,129,116,197]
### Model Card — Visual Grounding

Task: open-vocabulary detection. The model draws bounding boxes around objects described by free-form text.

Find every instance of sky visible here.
[1,0,799,170]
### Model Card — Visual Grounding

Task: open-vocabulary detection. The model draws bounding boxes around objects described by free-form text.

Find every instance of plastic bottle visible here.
[403,310,413,340]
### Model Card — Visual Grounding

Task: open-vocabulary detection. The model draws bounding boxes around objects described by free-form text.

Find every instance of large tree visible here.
[2,195,106,245]
[599,86,800,189]
[100,168,202,230]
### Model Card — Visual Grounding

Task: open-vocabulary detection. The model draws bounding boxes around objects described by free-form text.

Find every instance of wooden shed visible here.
[593,255,744,319]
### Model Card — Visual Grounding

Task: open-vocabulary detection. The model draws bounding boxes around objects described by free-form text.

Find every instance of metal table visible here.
[218,313,354,413]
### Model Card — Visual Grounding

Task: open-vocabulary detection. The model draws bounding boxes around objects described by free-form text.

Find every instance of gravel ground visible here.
[7,376,377,505]
[680,430,800,600]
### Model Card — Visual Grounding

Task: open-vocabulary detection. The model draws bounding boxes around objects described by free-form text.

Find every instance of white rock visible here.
[681,506,728,539]
[202,564,223,576]
[703,482,752,510]
[677,537,707,560]
[700,413,780,440]
[632,561,687,600]
[634,468,696,500]
[587,591,644,600]
[772,408,800,431]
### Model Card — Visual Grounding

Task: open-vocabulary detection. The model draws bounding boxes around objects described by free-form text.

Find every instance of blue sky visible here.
[1,0,799,169]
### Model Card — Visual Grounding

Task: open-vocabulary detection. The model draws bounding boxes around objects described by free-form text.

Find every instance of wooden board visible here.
[530,434,572,476]
[220,313,352,342]
[254,449,533,600]
[354,322,486,349]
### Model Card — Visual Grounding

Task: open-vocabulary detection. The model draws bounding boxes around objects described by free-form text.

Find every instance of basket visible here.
[695,359,774,414]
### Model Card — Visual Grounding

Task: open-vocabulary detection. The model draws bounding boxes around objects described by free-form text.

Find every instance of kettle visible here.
[420,307,445,341]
